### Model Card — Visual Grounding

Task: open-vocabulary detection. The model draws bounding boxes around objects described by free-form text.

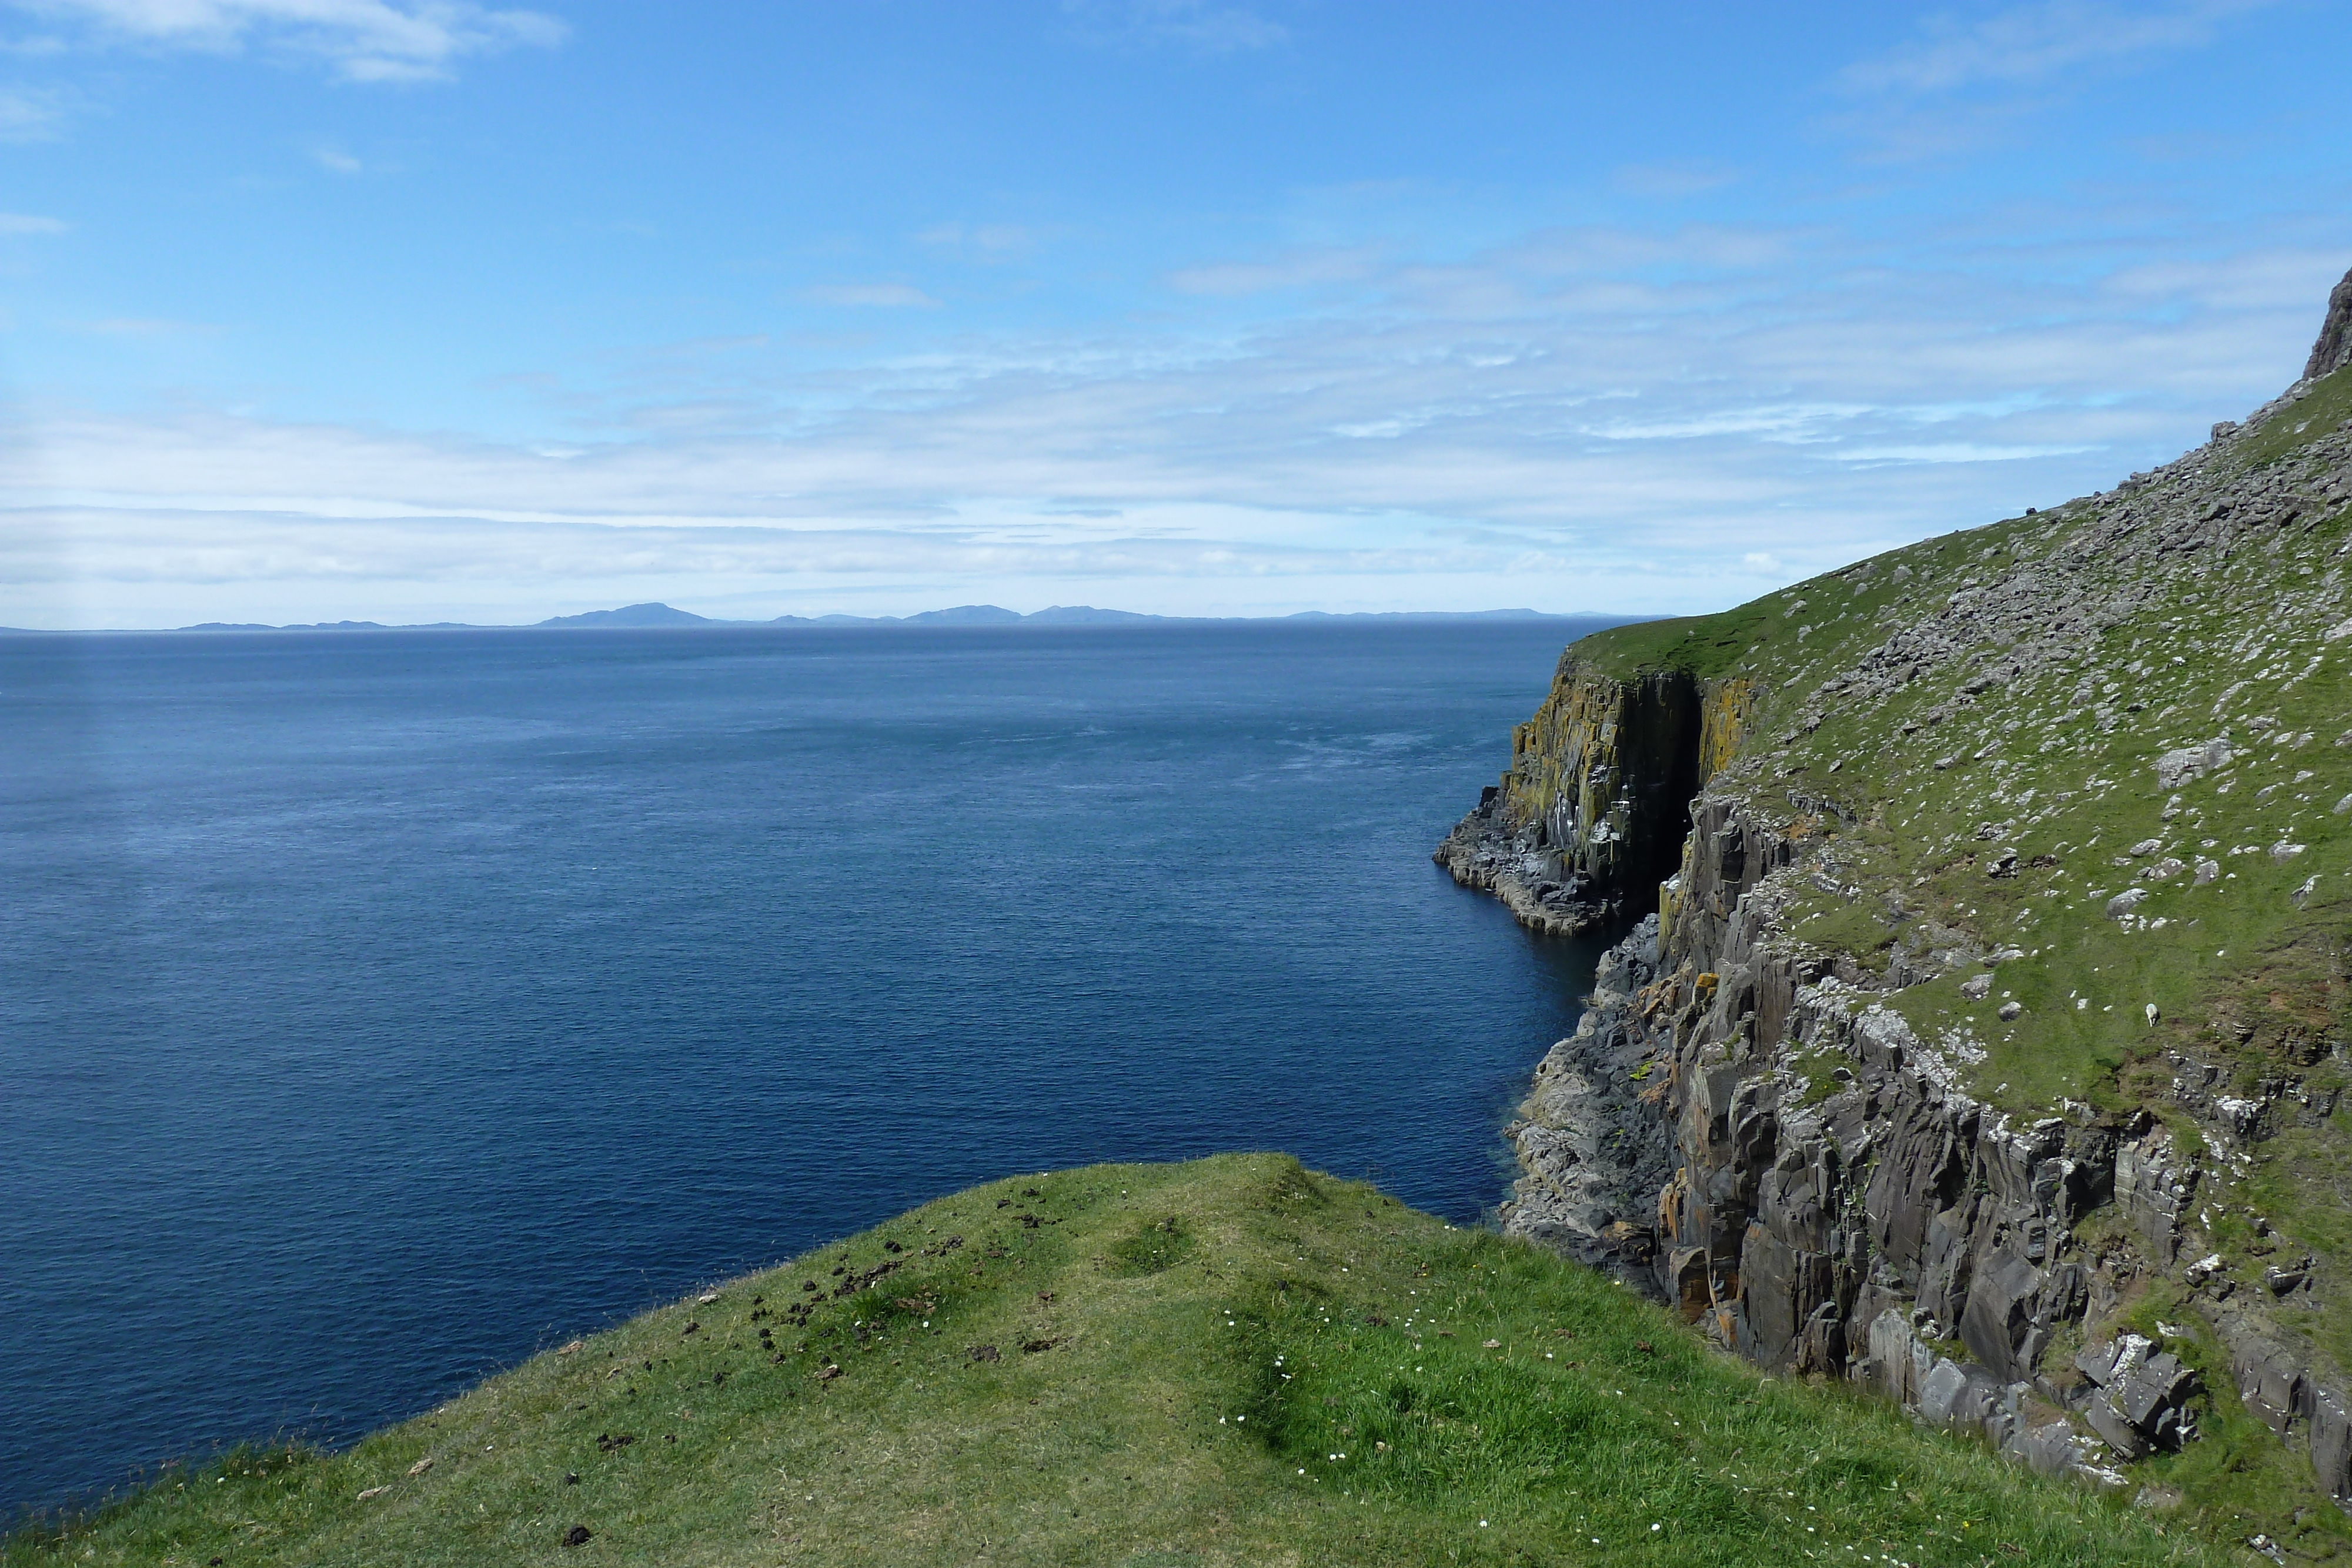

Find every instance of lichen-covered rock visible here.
[2155,738,2232,790]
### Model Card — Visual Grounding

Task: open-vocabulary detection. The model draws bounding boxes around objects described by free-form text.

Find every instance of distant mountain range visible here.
[132,603,1615,633]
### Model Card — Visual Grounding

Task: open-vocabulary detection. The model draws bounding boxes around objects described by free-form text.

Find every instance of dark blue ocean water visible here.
[0,621,1608,1519]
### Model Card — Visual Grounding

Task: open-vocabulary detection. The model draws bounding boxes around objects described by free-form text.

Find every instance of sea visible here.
[0,620,1611,1519]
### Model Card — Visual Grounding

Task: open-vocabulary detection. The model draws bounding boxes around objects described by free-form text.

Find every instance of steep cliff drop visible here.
[1434,662,1753,935]
[1448,265,2352,1552]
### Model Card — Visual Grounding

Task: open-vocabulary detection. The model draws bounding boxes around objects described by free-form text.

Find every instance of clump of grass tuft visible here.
[1104,1214,1196,1277]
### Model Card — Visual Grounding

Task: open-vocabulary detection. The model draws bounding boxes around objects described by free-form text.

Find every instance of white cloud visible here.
[798,282,943,309]
[0,83,64,138]
[917,222,1038,259]
[0,209,64,232]
[1169,246,1379,296]
[1843,0,2267,95]
[309,143,360,173]
[6,210,2344,624]
[1828,1,2277,161]
[1828,443,2097,464]
[11,0,566,81]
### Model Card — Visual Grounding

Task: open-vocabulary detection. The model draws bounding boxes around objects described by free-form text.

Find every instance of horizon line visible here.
[0,601,1643,635]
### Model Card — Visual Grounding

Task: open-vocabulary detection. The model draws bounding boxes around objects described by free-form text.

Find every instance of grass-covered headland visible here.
[8,1155,2226,1566]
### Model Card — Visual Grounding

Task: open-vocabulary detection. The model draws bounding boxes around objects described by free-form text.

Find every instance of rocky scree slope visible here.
[1442,268,2352,1559]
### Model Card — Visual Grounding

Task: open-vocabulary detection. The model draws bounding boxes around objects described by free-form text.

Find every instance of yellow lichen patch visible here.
[1698,676,1758,780]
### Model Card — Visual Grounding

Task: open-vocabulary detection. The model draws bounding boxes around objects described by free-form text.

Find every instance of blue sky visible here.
[1,1,2348,627]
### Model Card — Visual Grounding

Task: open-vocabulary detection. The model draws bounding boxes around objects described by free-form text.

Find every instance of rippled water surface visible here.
[0,621,1609,1516]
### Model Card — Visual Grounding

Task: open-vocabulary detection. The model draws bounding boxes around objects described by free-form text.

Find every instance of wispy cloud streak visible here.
[1843,0,2270,94]
[9,0,566,81]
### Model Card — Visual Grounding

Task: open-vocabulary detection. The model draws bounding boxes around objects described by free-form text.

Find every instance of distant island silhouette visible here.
[132,603,1611,633]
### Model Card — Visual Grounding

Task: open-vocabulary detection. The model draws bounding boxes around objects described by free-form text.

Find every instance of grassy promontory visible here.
[8,1155,2225,1567]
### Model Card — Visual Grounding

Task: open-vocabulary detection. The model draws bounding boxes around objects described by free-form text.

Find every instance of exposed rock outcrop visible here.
[1435,665,1753,934]
[2310,267,2352,383]
[1466,264,2352,1537]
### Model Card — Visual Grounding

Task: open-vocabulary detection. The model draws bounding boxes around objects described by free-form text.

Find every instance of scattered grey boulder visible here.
[2107,888,2149,919]
[2076,1334,2136,1386]
[1999,999,2023,1021]
[1863,1307,1933,1405]
[2141,857,2184,882]
[2087,1397,2150,1459]
[1918,1357,2004,1430]
[2273,841,2307,863]
[2154,738,2231,790]
[2129,838,2164,857]
[2313,1392,2352,1507]
[1961,973,1993,1001]
[2078,1334,2199,1457]
[2005,1417,2089,1476]
[2194,858,2221,885]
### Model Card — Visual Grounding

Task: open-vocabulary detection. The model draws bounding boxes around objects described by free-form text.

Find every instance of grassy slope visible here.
[1573,369,2352,1323]
[1537,366,2352,1546]
[1577,368,2352,1079]
[8,1156,2221,1568]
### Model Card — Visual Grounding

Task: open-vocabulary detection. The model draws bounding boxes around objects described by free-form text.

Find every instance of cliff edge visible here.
[1451,265,2352,1557]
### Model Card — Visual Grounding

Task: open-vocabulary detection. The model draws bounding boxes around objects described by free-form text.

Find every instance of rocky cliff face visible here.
[1435,663,1755,935]
[2310,272,2352,383]
[1451,267,2352,1556]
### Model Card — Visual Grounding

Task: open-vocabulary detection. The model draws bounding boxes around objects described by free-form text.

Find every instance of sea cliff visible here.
[1446,265,2352,1554]
[1434,663,1755,936]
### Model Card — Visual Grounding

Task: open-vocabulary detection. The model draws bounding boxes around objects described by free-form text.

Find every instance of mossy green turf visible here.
[8,1157,2227,1567]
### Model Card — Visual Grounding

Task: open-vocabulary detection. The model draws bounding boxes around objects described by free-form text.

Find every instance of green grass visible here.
[2239,363,2352,468]
[1484,401,2352,1536]
[1532,406,2352,1290]
[2107,1281,2352,1562]
[6,1156,2227,1567]
[1570,603,1779,681]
